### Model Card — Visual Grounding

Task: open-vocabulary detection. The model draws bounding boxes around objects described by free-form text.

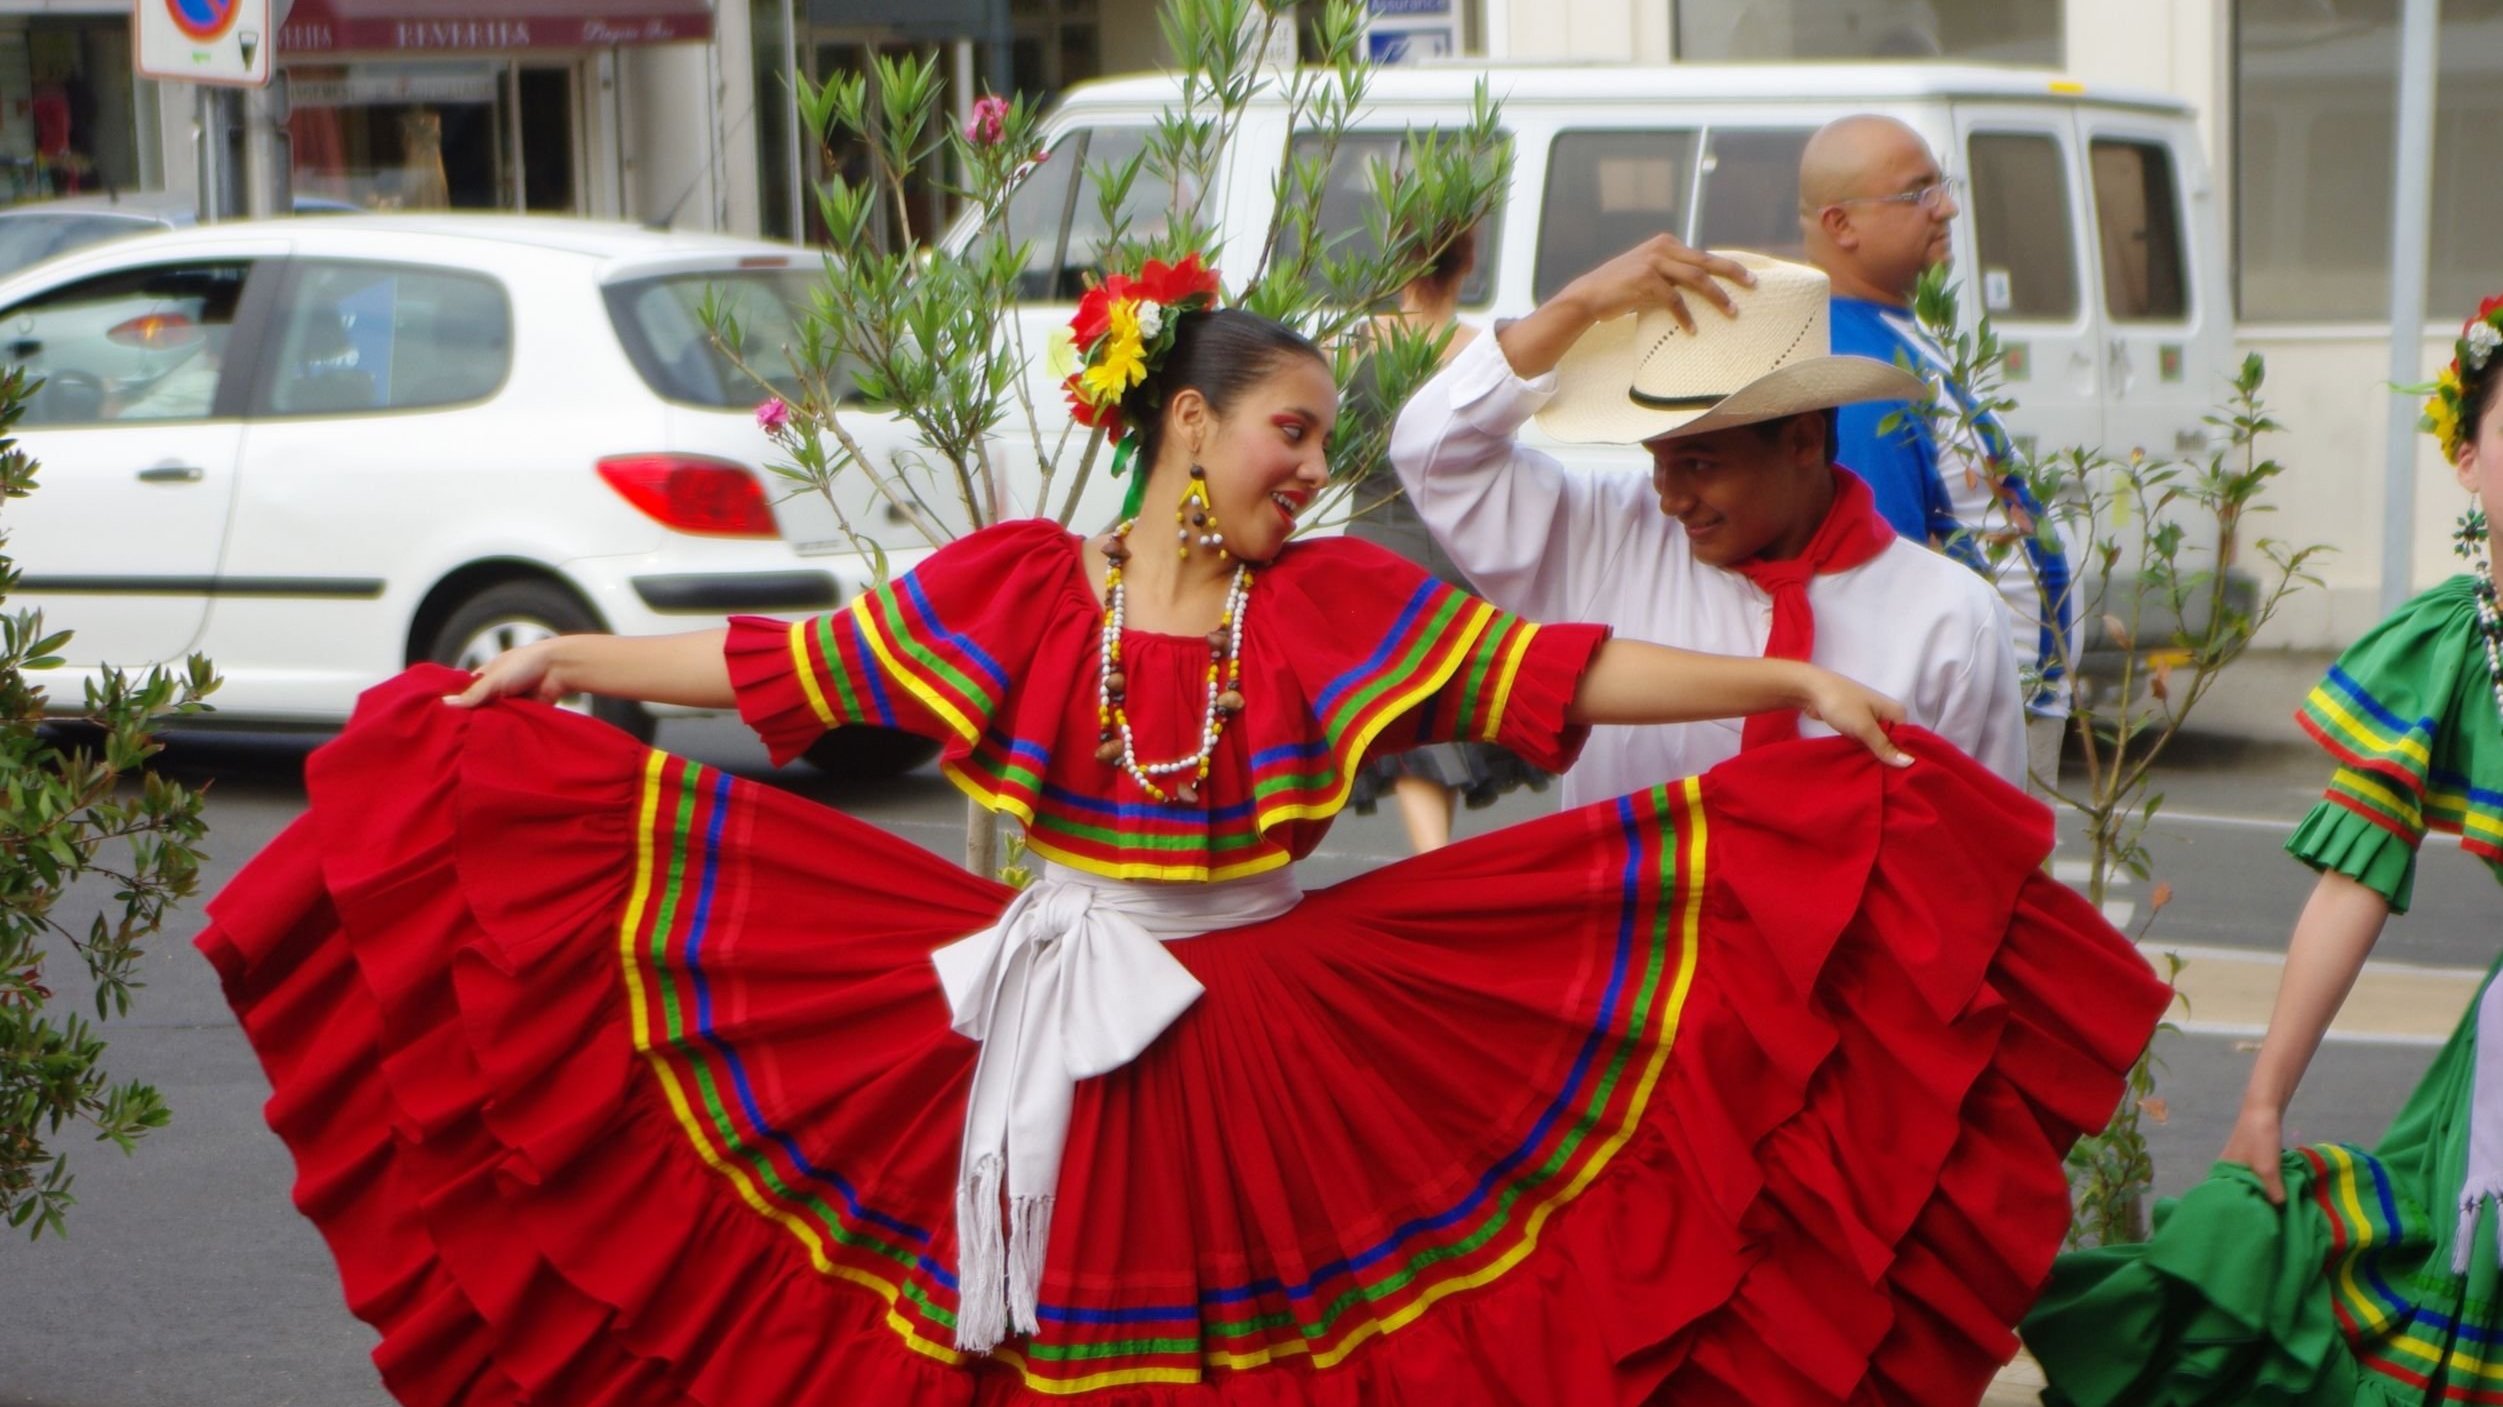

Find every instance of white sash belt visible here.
[930,858,1301,1351]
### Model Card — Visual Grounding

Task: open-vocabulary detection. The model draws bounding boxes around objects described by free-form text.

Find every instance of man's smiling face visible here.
[1646,412,1836,567]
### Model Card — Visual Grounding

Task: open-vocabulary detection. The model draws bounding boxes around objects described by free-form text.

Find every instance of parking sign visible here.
[135,0,275,87]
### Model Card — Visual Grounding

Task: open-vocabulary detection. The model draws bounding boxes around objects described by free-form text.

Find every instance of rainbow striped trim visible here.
[783,575,1546,884]
[2305,1143,2503,1400]
[621,754,1707,1392]
[2300,667,2503,864]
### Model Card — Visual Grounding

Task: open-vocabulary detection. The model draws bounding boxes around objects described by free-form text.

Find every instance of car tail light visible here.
[596,454,778,537]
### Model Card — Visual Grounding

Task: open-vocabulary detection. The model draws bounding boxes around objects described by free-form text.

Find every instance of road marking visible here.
[2147,809,2302,834]
[2148,941,2493,982]
[2168,1019,2450,1049]
[2141,940,2486,1046]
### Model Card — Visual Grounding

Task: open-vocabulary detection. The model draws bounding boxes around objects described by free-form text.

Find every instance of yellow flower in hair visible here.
[1079,300,1148,405]
[2428,391,2461,457]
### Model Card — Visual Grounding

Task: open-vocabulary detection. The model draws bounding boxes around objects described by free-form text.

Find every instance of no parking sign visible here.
[135,0,275,87]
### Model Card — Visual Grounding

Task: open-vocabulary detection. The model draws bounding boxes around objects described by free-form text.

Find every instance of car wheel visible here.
[800,725,940,779]
[428,581,656,743]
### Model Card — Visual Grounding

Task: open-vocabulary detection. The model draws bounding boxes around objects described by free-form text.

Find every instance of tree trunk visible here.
[964,795,1000,877]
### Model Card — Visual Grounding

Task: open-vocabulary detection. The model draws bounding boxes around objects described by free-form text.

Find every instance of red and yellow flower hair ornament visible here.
[2421,294,2503,461]
[1049,253,1223,519]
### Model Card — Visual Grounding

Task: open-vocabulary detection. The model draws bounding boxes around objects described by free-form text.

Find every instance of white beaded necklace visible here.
[1093,520,1250,806]
[2475,572,2503,726]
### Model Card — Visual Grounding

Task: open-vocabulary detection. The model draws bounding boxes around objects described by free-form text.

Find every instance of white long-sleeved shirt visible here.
[1389,331,2028,808]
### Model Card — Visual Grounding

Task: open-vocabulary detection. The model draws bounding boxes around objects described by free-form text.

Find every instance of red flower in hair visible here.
[1070,273,1135,350]
[1132,253,1221,308]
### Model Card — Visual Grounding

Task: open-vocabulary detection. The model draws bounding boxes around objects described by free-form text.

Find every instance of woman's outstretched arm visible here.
[444,629,735,711]
[1568,638,1911,767]
[2217,869,2393,1204]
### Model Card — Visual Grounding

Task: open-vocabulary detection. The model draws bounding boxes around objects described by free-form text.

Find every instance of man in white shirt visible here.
[1390,235,2026,808]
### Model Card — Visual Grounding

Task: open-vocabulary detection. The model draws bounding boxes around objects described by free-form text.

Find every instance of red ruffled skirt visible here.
[202,668,2167,1406]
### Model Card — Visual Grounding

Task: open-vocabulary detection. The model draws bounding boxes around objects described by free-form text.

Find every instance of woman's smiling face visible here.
[1176,353,1337,563]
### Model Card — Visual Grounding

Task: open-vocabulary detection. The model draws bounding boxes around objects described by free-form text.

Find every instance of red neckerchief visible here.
[1727,467,1896,750]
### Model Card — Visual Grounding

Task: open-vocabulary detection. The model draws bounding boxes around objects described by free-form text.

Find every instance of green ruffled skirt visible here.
[2025,955,2503,1405]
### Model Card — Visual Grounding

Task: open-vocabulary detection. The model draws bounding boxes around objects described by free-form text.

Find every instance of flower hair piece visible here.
[2421,294,2503,460]
[1050,254,1224,516]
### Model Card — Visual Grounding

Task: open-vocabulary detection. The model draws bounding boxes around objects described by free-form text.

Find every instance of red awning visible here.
[278,0,713,54]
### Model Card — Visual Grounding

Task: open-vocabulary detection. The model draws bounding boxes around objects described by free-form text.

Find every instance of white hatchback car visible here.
[1,214,931,773]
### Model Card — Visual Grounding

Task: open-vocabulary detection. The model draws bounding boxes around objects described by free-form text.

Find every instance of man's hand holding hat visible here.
[1514,238,1930,448]
[1498,233,1758,381]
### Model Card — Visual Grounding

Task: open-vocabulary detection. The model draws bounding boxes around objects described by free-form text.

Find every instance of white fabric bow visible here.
[930,859,1301,1351]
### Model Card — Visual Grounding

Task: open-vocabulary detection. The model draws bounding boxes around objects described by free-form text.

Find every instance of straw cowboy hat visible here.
[1535,251,1928,445]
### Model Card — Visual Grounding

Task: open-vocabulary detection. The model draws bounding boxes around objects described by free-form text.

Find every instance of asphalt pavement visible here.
[4,646,2492,1407]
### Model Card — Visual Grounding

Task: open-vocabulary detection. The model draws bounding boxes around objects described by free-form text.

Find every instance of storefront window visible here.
[0,17,151,204]
[1675,0,2062,63]
[287,63,511,211]
[2235,0,2503,321]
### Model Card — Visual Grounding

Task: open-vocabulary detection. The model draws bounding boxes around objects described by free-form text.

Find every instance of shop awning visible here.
[278,0,714,55]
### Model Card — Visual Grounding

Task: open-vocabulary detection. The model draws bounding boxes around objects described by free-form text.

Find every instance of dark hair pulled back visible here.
[2463,345,2503,455]
[1120,308,1327,472]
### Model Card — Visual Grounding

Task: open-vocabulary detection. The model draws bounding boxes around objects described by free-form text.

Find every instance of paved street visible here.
[3,691,2492,1406]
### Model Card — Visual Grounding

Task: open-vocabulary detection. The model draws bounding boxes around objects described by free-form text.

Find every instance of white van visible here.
[782,63,2231,679]
[945,63,2229,511]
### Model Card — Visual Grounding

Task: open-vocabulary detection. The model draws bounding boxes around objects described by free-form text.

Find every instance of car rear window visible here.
[605,269,822,409]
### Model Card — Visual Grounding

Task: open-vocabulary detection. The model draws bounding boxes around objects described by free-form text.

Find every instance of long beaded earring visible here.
[2455,502,2491,575]
[2460,503,2503,724]
[1178,463,1223,558]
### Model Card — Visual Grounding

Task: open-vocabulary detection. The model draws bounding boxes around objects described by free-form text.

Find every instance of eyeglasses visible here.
[1830,175,1963,213]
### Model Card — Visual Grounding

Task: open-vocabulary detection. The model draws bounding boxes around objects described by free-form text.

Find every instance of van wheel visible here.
[800,725,940,779]
[428,581,656,744]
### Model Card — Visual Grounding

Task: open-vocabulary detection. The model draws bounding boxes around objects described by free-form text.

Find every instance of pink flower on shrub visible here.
[755,398,793,435]
[967,96,1010,147]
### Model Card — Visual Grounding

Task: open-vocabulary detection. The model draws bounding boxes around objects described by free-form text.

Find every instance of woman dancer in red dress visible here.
[202,265,2169,1406]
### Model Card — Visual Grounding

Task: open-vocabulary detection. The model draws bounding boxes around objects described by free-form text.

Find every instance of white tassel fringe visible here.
[1008,1193,1055,1339]
[955,1153,1008,1351]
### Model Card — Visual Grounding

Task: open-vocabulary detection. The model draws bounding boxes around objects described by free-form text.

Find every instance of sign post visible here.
[134,0,290,221]
[136,0,275,87]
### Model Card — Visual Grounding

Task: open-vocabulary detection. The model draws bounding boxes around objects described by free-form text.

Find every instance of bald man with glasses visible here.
[1802,114,2076,791]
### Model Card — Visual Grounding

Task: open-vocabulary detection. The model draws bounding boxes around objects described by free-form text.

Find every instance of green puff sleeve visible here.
[2284,575,2486,913]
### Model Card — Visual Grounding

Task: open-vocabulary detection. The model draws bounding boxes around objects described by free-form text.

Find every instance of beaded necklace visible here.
[2476,570,2503,726]
[1093,521,1249,806]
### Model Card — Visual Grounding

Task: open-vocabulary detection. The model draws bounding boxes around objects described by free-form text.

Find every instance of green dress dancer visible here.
[2027,292,2503,1406]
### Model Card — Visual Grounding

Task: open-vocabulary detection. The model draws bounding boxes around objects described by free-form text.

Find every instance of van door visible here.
[2078,115,2220,463]
[1949,107,2101,466]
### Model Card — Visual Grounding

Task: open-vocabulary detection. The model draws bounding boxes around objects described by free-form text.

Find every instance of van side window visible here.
[1001,133,1083,300]
[1285,130,1505,308]
[1537,130,1702,302]
[2088,138,2189,322]
[1694,128,1814,260]
[1061,128,1180,298]
[1963,131,2079,321]
[998,129,1183,301]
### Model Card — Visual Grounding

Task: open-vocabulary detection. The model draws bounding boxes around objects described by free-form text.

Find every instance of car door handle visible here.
[136,463,204,483]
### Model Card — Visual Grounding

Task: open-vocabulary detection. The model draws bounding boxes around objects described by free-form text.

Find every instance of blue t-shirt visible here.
[1828,295,2073,716]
